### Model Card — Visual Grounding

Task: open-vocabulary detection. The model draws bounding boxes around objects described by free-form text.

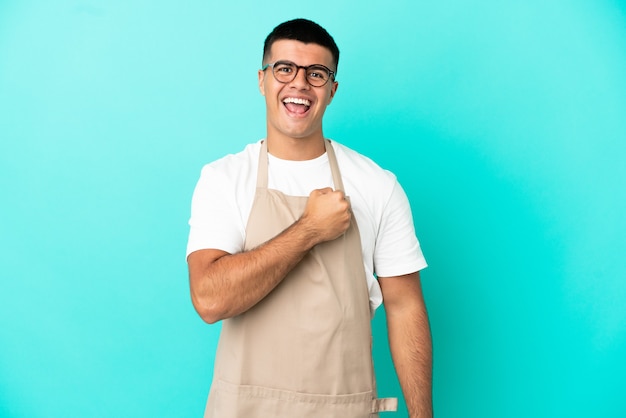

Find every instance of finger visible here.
[331,190,346,202]
[310,188,326,197]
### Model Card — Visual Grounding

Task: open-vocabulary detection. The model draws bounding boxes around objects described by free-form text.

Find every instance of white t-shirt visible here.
[187,140,427,312]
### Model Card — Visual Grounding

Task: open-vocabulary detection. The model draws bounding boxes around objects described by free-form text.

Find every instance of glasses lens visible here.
[306,66,331,87]
[273,62,297,83]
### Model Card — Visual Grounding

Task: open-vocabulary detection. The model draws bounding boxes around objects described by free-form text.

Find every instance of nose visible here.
[290,67,310,89]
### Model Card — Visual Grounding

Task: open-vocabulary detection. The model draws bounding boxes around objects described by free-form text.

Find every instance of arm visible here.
[379,271,433,418]
[188,187,350,324]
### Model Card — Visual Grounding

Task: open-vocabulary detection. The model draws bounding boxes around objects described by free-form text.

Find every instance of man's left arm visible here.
[379,271,433,418]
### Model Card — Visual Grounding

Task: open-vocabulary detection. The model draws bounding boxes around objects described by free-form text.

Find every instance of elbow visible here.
[191,294,227,324]
[198,309,222,325]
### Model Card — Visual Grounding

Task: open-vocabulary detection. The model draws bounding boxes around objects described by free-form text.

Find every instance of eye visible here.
[274,62,294,73]
[307,66,329,80]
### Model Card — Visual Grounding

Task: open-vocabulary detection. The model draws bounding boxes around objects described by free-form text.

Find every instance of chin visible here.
[279,126,316,140]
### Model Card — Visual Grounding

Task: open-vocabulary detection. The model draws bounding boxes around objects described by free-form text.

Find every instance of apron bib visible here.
[204,140,397,417]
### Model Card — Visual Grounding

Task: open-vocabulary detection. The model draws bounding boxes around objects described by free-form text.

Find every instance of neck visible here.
[265,134,326,161]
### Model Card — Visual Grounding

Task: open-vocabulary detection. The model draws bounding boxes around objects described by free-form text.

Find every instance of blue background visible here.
[1,1,625,417]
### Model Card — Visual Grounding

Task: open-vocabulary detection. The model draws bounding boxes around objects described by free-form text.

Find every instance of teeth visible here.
[283,97,311,106]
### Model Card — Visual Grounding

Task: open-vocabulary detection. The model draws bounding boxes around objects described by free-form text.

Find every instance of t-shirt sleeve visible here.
[373,180,427,278]
[186,165,246,258]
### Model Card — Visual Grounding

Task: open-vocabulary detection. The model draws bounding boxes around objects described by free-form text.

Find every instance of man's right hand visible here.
[300,188,352,244]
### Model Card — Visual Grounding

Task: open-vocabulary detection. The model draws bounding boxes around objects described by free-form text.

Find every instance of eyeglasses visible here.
[261,60,336,87]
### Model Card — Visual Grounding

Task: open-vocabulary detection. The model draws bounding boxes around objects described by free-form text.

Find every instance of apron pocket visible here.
[208,379,377,418]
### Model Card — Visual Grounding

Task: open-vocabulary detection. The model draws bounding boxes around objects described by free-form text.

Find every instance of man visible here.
[187,18,432,418]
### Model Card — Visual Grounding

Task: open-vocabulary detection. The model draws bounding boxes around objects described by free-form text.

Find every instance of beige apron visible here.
[204,140,397,418]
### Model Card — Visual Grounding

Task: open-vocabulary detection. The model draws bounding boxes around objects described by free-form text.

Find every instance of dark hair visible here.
[263,18,340,71]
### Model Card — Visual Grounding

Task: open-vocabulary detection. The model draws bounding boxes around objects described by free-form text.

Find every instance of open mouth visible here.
[283,97,311,115]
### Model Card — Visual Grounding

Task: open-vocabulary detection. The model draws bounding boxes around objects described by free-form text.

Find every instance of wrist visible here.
[291,216,321,250]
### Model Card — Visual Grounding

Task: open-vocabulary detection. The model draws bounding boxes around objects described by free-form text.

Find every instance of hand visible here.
[300,188,351,244]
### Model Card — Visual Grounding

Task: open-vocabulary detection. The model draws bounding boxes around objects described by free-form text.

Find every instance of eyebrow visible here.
[275,60,331,69]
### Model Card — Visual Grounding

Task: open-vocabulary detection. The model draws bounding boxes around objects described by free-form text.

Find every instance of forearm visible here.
[188,217,318,323]
[387,302,433,418]
[379,272,433,418]
[189,187,351,323]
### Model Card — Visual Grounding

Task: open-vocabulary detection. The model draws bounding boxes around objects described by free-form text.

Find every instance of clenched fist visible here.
[300,188,352,244]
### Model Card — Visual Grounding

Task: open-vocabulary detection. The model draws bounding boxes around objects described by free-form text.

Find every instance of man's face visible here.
[258,39,338,143]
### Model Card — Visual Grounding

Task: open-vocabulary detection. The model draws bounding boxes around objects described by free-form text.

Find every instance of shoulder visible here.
[329,140,398,194]
[328,140,405,236]
[199,141,261,184]
[192,141,261,210]
[201,141,261,173]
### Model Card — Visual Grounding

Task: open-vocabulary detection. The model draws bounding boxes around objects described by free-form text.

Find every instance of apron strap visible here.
[324,139,345,193]
[257,140,269,189]
[372,397,398,413]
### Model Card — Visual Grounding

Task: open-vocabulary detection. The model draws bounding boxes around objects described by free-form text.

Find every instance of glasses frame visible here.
[261,60,336,87]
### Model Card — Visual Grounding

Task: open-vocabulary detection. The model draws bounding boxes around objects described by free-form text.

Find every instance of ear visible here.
[328,81,338,104]
[258,69,266,96]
